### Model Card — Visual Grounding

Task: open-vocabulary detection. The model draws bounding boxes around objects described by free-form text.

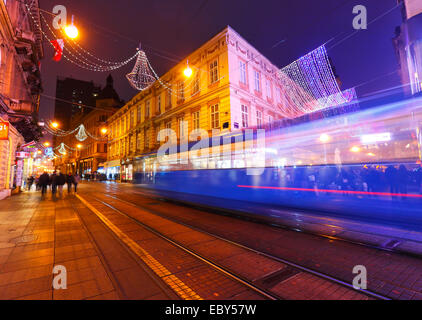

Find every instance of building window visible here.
[254,70,261,92]
[192,72,200,96]
[146,100,150,118]
[276,87,281,103]
[239,61,247,84]
[210,104,219,129]
[209,59,219,84]
[241,105,249,128]
[256,110,263,128]
[178,117,187,139]
[166,88,172,108]
[157,95,161,114]
[268,115,273,130]
[137,105,141,123]
[192,111,200,130]
[178,82,184,101]
[137,132,142,150]
[164,122,172,143]
[144,130,149,149]
[130,110,134,128]
[266,79,272,98]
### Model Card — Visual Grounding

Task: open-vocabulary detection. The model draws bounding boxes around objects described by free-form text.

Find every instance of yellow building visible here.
[106,26,287,181]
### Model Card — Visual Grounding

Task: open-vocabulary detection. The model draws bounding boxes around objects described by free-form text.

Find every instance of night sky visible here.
[38,0,402,121]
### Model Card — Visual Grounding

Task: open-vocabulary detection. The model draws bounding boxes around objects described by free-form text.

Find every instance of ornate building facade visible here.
[106,26,287,181]
[0,0,43,198]
[0,0,43,120]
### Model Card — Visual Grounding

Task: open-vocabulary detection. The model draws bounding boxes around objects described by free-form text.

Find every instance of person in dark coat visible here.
[385,165,398,194]
[398,165,409,199]
[66,173,75,193]
[73,174,80,192]
[39,172,50,196]
[56,171,66,196]
[27,176,35,191]
[51,171,58,196]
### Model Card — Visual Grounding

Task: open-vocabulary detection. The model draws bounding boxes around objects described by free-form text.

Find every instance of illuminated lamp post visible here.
[183,60,193,78]
[64,15,79,39]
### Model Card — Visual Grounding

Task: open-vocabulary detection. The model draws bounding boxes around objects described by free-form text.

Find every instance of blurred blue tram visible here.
[132,97,422,230]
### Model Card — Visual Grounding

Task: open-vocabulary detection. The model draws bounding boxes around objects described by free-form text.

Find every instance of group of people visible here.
[28,171,81,197]
[280,164,422,198]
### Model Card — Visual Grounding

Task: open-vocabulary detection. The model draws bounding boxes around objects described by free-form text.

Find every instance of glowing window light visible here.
[319,133,330,143]
[360,132,391,145]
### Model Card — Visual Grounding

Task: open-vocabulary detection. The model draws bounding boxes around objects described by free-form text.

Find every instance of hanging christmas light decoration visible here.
[75,124,88,141]
[126,49,156,90]
[26,6,139,72]
[276,45,355,117]
[58,143,67,154]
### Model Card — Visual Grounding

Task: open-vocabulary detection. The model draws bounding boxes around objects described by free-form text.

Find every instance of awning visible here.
[105,159,121,168]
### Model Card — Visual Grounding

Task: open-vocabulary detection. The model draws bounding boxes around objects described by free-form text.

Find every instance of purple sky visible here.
[38,0,402,121]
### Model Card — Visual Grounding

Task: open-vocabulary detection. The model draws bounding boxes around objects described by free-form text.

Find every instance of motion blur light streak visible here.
[236,185,422,198]
[360,132,392,144]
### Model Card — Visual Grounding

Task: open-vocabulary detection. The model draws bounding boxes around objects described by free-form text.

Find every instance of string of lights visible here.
[45,122,108,142]
[39,11,139,71]
[275,45,355,117]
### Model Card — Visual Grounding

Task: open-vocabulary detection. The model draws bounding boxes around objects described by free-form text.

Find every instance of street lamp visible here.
[101,127,108,135]
[183,60,193,78]
[51,121,59,129]
[319,133,331,143]
[64,15,79,39]
[43,142,50,147]
[77,144,83,149]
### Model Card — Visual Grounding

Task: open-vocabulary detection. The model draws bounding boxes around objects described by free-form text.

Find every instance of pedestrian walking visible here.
[39,171,50,196]
[27,176,34,191]
[66,173,74,193]
[57,170,66,197]
[73,173,80,192]
[385,165,398,194]
[35,175,40,191]
[51,171,58,196]
[398,165,409,199]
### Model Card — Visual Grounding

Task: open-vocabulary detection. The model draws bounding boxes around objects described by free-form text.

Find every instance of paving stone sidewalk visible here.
[0,191,119,299]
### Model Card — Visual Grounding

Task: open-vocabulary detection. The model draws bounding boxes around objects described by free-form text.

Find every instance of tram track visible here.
[77,189,387,300]
[76,193,280,300]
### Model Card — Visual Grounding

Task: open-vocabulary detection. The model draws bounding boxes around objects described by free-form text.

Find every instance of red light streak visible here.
[237,185,422,198]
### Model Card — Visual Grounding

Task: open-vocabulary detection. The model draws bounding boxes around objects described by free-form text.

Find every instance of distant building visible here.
[393,0,422,96]
[53,77,102,131]
[54,75,123,175]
